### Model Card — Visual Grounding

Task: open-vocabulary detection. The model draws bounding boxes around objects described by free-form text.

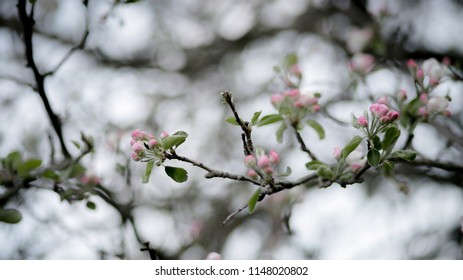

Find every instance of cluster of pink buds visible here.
[407,58,448,88]
[354,102,400,137]
[130,129,166,162]
[271,88,320,121]
[417,94,451,119]
[244,150,280,179]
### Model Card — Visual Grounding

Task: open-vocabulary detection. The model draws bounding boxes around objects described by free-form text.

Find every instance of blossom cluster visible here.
[130,128,168,163]
[270,88,320,124]
[355,102,400,137]
[417,94,451,119]
[244,149,280,179]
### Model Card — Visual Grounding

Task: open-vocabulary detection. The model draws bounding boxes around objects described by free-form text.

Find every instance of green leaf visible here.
[248,188,261,214]
[317,165,333,179]
[372,135,382,151]
[251,110,262,126]
[382,126,401,153]
[164,166,188,183]
[306,119,325,140]
[283,53,298,68]
[341,135,363,159]
[68,163,86,179]
[390,150,417,162]
[367,149,381,167]
[257,114,283,127]
[86,201,96,210]
[42,170,61,181]
[275,122,287,143]
[6,151,21,171]
[71,140,81,149]
[142,161,155,183]
[225,116,240,126]
[18,159,42,177]
[305,160,326,170]
[382,160,395,176]
[277,166,292,177]
[162,132,188,150]
[0,208,22,224]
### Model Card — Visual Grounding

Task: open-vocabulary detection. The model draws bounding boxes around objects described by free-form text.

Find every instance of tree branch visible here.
[17,0,71,159]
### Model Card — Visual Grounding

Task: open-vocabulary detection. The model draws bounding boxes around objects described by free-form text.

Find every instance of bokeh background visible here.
[1,0,462,259]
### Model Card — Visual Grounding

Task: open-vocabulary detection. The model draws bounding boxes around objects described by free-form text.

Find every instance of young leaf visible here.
[283,53,298,68]
[68,163,86,179]
[306,119,325,140]
[164,166,188,183]
[382,126,400,153]
[372,135,382,151]
[367,149,381,167]
[275,122,287,143]
[317,165,333,179]
[382,160,395,176]
[248,188,261,214]
[390,150,417,162]
[257,114,283,127]
[18,159,42,177]
[341,135,362,159]
[251,110,262,126]
[42,170,61,181]
[277,166,292,177]
[162,133,188,150]
[305,160,326,170]
[0,208,22,224]
[142,161,155,183]
[225,116,240,126]
[6,151,21,171]
[72,140,81,149]
[86,201,96,210]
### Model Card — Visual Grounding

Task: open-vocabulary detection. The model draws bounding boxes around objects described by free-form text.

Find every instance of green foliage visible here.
[306,119,325,140]
[257,114,283,127]
[275,122,287,143]
[86,201,96,210]
[276,166,292,177]
[162,131,188,150]
[390,150,417,162]
[164,166,188,183]
[18,159,41,177]
[68,163,86,179]
[283,53,298,68]
[317,165,333,179]
[367,149,381,167]
[341,135,363,159]
[305,160,326,170]
[225,116,240,126]
[251,110,262,126]
[248,187,261,214]
[0,208,23,224]
[142,161,155,183]
[382,126,401,154]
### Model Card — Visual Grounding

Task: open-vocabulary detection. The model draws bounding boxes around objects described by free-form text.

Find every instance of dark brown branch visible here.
[292,125,319,161]
[17,0,71,159]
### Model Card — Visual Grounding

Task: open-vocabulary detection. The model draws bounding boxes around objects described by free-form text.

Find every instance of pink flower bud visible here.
[312,104,321,112]
[205,252,222,260]
[244,155,257,168]
[148,139,158,149]
[357,115,368,127]
[418,107,428,117]
[131,152,141,161]
[301,95,318,106]
[264,166,273,174]
[419,93,428,104]
[333,147,341,160]
[247,169,258,178]
[131,142,143,153]
[284,89,300,99]
[407,59,417,69]
[387,111,399,122]
[350,53,375,74]
[443,109,451,117]
[380,115,391,123]
[442,56,451,66]
[416,68,424,79]
[293,100,304,108]
[160,131,169,139]
[131,129,147,140]
[398,89,407,101]
[369,103,389,117]
[269,150,280,164]
[377,96,388,105]
[130,139,137,146]
[270,94,284,107]
[350,163,364,172]
[257,155,270,169]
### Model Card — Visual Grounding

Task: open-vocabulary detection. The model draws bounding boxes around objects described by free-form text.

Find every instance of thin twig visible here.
[221,203,248,227]
[292,125,319,161]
